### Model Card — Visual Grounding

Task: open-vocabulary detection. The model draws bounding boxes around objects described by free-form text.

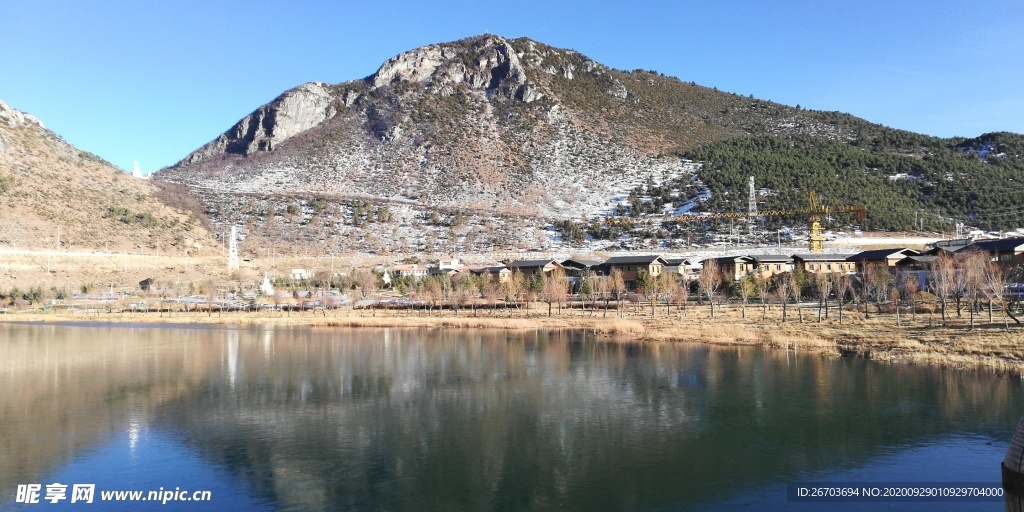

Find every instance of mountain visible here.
[0,100,212,254]
[157,35,1024,253]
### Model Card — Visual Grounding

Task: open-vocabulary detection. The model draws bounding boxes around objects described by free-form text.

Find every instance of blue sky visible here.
[2,0,1021,174]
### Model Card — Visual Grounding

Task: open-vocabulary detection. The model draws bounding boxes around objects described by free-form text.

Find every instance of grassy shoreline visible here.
[4,304,1023,375]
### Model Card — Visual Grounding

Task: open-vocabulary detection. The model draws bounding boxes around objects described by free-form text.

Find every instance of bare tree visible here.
[593,275,611,318]
[815,272,830,322]
[660,272,681,317]
[698,259,722,318]
[456,274,480,316]
[868,265,893,318]
[423,278,442,315]
[452,287,470,316]
[931,253,955,325]
[980,256,1011,331]
[788,270,804,323]
[891,288,901,326]
[482,280,501,315]
[640,270,663,316]
[674,274,690,319]
[756,274,770,321]
[609,268,626,318]
[832,273,851,325]
[962,250,990,329]
[900,272,920,324]
[579,273,594,315]
[355,269,378,300]
[951,251,972,318]
[202,279,216,317]
[738,275,756,320]
[543,267,569,317]
[502,271,525,313]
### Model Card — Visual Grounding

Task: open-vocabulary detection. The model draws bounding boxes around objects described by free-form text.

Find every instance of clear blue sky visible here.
[2,0,1022,175]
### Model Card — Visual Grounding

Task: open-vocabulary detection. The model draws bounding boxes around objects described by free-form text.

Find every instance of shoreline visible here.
[4,305,1023,375]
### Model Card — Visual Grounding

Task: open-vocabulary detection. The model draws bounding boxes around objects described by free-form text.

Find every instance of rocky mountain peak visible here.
[0,100,44,129]
[181,81,337,165]
[369,35,533,100]
[177,35,559,167]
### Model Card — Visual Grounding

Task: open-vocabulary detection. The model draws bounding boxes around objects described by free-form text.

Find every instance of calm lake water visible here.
[0,323,1021,511]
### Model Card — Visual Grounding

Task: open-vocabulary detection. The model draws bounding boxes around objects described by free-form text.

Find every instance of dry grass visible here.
[5,302,1023,374]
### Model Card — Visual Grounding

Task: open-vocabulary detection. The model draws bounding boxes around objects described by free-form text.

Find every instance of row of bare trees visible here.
[281,250,1019,330]
[925,250,1016,329]
[694,249,1018,330]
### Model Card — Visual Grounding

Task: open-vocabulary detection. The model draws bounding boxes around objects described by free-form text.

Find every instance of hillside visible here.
[0,100,212,255]
[156,34,1024,253]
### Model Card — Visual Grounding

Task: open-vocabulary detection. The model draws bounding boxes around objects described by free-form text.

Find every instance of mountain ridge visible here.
[0,99,213,254]
[156,34,1024,253]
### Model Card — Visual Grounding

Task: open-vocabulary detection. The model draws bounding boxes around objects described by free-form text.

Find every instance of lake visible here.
[0,323,1020,511]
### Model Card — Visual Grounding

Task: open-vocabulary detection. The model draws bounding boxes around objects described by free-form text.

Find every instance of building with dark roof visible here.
[847,248,920,271]
[792,254,855,274]
[470,266,511,284]
[507,259,563,278]
[749,255,793,278]
[596,255,668,289]
[561,258,603,277]
[705,256,757,281]
[894,255,938,271]
[966,237,1024,269]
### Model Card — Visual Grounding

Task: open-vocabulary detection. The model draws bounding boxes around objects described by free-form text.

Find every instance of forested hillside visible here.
[671,131,1024,232]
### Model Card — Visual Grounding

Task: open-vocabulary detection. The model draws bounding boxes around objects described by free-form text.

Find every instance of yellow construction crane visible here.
[604,191,867,252]
[803,191,867,252]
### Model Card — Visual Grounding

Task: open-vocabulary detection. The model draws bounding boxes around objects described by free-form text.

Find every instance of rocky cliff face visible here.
[183,82,338,164]
[157,35,861,253]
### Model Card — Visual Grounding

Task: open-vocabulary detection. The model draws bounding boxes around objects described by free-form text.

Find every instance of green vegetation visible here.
[676,133,1024,231]
[0,173,16,194]
[104,207,159,227]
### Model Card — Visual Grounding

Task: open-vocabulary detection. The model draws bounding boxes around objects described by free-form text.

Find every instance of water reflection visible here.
[0,324,1020,511]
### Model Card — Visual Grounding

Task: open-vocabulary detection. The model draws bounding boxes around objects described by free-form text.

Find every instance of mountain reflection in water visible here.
[0,324,1019,511]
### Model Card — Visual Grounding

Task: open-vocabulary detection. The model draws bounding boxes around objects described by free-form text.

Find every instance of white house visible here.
[438,258,460,270]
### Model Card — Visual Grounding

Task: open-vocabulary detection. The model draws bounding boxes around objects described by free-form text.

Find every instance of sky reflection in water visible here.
[0,324,1020,511]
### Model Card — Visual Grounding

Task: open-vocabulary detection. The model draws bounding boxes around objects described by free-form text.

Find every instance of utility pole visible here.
[228,226,239,271]
[748,176,757,237]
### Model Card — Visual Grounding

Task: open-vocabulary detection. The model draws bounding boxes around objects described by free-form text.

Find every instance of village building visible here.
[290,268,311,281]
[428,267,459,277]
[748,255,793,278]
[847,248,920,272]
[791,254,855,274]
[706,256,757,282]
[966,237,1024,269]
[893,255,939,272]
[437,257,461,270]
[704,254,793,282]
[927,237,974,254]
[596,255,668,289]
[471,266,512,284]
[560,258,603,277]
[507,259,563,278]
[394,264,429,280]
[663,257,700,281]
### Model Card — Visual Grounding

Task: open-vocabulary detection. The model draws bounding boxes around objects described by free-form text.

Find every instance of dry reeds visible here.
[5,303,1023,374]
